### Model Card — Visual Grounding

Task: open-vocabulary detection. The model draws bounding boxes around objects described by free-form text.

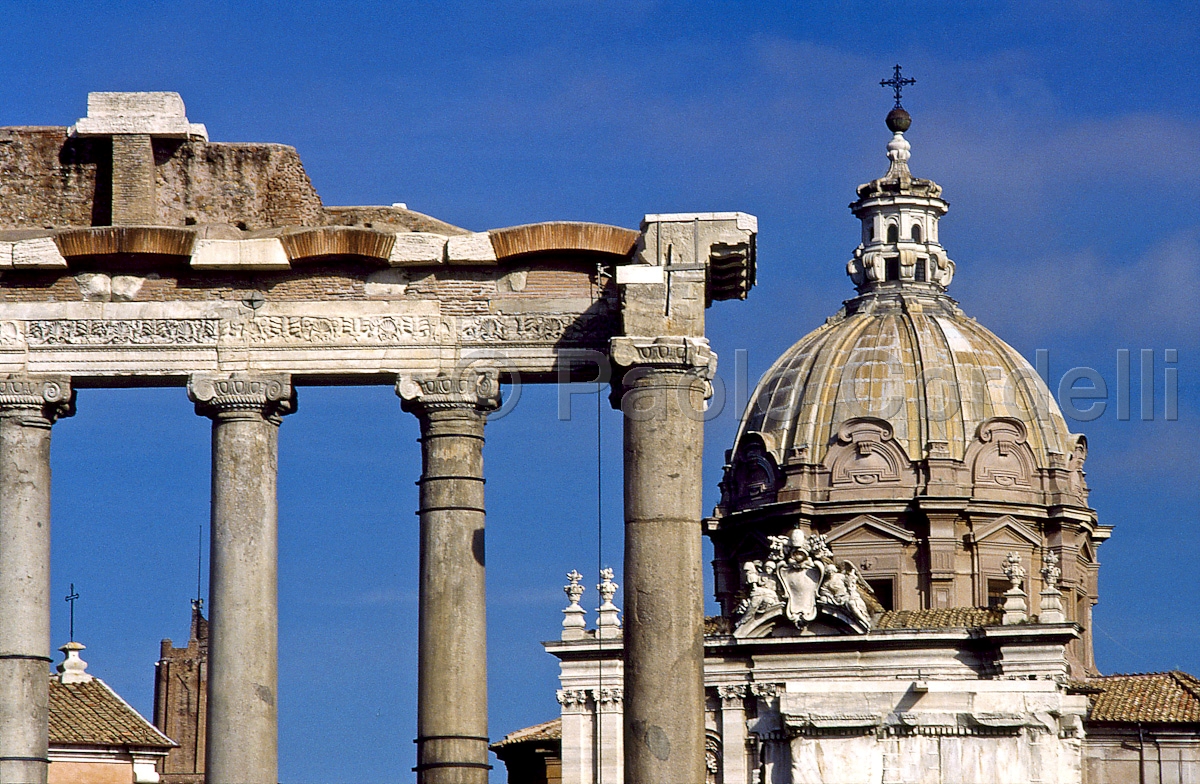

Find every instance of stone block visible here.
[191,238,291,270]
[72,91,208,139]
[12,237,68,268]
[446,232,497,264]
[388,232,448,265]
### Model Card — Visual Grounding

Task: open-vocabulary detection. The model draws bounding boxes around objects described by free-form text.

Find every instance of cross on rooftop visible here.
[65,583,79,641]
[881,64,916,109]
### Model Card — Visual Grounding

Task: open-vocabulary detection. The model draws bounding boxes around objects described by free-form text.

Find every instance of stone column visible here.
[0,376,72,784]
[397,370,500,784]
[611,336,715,784]
[188,373,293,784]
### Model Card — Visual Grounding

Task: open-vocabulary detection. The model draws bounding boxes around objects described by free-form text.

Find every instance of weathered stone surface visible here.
[0,374,72,784]
[71,92,207,139]
[399,371,499,784]
[189,373,293,784]
[611,334,713,784]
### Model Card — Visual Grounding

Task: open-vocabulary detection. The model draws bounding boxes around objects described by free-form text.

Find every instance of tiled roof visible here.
[490,718,562,750]
[873,608,1004,630]
[1085,671,1200,724]
[50,676,176,749]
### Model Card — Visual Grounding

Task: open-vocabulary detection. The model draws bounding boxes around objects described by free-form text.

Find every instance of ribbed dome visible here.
[734,288,1075,467]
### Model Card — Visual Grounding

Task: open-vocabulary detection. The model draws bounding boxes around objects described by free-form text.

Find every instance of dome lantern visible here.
[846,96,956,293]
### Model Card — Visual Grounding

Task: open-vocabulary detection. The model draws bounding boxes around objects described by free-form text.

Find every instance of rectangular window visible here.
[885,257,900,281]
[867,578,894,611]
[914,258,926,282]
[987,578,1008,609]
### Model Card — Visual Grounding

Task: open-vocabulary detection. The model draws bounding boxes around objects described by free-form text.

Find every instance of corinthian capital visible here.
[610,336,717,378]
[187,373,294,422]
[396,369,501,414]
[0,374,74,424]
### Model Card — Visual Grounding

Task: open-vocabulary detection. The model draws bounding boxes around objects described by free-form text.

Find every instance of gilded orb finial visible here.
[881,65,915,132]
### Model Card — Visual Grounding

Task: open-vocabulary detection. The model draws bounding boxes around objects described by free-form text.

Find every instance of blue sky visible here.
[2,2,1198,781]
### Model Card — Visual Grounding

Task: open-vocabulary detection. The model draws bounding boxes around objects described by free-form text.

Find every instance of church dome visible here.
[721,109,1084,513]
[710,98,1101,679]
[735,289,1075,470]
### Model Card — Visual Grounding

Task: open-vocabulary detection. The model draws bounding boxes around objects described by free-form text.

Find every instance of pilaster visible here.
[717,685,750,784]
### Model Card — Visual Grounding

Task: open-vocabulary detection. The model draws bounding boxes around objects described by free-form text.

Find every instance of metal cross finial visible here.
[881,64,916,109]
[65,583,79,641]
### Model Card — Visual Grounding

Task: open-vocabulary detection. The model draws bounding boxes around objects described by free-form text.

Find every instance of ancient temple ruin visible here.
[0,92,755,784]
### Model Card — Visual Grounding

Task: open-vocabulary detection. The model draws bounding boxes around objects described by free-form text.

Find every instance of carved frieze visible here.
[25,318,219,346]
[2,311,613,353]
[223,315,453,346]
[460,312,613,346]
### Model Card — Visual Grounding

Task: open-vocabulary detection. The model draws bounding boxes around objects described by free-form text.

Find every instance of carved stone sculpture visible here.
[733,526,872,636]
[562,570,587,641]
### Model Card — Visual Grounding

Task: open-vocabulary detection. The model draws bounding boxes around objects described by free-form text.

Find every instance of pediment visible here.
[826,515,915,545]
[973,516,1041,548]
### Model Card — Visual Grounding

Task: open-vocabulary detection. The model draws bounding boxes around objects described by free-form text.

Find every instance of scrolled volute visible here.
[188,373,294,421]
[610,336,716,377]
[396,368,501,413]
[0,374,75,424]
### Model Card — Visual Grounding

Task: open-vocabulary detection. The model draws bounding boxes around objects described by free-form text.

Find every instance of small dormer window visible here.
[911,224,922,243]
[886,224,899,243]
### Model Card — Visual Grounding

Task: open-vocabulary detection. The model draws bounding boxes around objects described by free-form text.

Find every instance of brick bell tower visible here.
[153,600,208,784]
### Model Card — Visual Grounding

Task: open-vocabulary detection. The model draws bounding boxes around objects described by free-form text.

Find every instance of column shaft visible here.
[416,408,490,784]
[398,371,500,784]
[0,376,71,784]
[190,374,291,784]
[614,342,711,784]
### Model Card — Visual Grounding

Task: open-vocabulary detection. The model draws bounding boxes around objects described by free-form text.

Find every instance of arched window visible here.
[886,224,899,243]
[911,224,922,243]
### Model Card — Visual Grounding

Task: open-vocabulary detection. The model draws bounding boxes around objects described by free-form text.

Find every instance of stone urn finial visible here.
[1001,552,1029,625]
[1039,550,1066,624]
[562,570,587,641]
[57,641,93,684]
[596,568,622,640]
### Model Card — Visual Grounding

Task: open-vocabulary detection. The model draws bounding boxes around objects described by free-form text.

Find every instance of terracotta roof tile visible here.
[490,718,562,750]
[49,676,176,749]
[873,608,1003,630]
[1085,671,1200,724]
